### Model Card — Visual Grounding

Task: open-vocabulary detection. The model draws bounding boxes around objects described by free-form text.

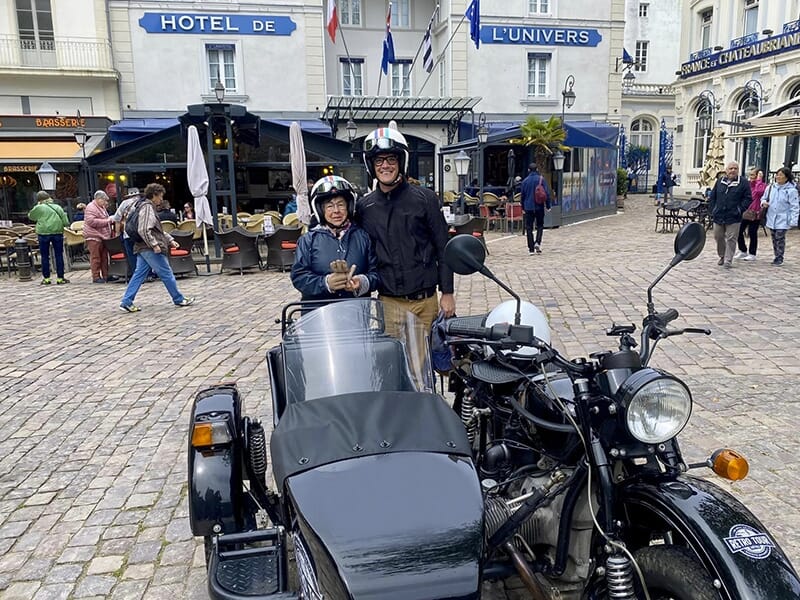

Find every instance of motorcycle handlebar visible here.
[446,318,496,339]
[656,308,679,324]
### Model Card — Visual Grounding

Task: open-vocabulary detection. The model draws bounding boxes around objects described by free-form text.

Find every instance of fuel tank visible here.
[286,451,484,600]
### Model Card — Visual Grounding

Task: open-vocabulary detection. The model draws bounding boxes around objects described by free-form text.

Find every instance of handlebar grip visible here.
[446,318,490,339]
[657,308,679,324]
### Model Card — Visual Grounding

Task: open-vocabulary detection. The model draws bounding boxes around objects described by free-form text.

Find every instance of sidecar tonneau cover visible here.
[270,390,471,487]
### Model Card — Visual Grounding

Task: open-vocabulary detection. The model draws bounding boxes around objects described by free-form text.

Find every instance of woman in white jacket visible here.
[762,167,800,266]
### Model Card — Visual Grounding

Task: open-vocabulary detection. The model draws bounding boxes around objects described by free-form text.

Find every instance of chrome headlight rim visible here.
[618,369,693,444]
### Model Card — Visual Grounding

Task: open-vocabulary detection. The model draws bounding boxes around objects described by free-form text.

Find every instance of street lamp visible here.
[697,90,718,132]
[622,69,636,91]
[345,118,358,142]
[742,80,764,120]
[453,150,471,215]
[561,75,576,124]
[477,112,489,144]
[73,111,90,202]
[552,149,564,207]
[214,79,226,103]
[36,162,58,193]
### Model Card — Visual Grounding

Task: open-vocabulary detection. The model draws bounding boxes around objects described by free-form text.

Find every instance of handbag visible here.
[742,208,759,221]
[758,185,771,223]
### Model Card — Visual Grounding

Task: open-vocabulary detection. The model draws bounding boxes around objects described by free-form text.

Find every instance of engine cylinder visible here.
[484,496,539,549]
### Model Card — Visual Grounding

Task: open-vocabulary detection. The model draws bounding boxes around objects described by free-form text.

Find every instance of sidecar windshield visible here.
[282,299,432,405]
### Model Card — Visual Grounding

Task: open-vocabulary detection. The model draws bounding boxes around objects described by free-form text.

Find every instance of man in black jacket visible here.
[356,128,455,333]
[710,161,752,269]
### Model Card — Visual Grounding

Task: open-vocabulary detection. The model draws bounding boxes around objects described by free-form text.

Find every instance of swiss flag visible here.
[326,0,338,43]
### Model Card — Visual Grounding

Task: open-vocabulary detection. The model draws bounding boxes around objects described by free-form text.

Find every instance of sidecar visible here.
[188,299,485,599]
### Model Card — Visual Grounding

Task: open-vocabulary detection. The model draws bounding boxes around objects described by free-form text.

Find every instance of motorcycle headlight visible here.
[618,369,692,444]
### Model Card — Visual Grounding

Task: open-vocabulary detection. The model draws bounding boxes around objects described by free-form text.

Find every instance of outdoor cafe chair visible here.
[169,230,197,278]
[62,227,87,271]
[0,236,15,277]
[481,191,501,208]
[264,225,302,272]
[451,216,489,255]
[504,202,524,233]
[654,200,684,233]
[161,220,177,233]
[103,235,129,281]
[216,226,264,275]
[463,193,479,215]
[479,204,502,231]
[70,220,84,232]
[443,190,457,205]
[282,212,300,227]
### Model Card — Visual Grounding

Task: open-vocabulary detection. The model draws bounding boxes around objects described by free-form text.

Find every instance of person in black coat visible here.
[291,176,378,302]
[709,161,752,269]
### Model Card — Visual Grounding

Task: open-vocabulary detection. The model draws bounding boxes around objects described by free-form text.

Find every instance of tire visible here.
[634,546,719,600]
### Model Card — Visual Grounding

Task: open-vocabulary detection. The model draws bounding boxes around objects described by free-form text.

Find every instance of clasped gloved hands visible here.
[326,260,356,292]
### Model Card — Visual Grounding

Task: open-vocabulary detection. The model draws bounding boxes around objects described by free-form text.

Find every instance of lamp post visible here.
[345,118,358,142]
[214,79,226,103]
[561,75,576,124]
[73,112,89,205]
[742,79,763,120]
[697,90,717,133]
[453,150,471,215]
[476,112,489,200]
[36,161,58,195]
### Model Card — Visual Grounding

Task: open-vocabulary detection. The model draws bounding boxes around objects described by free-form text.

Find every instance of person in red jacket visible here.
[83,190,116,283]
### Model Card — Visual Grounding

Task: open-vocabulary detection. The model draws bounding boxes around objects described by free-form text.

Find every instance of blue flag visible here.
[622,48,634,64]
[381,6,395,75]
[465,0,480,49]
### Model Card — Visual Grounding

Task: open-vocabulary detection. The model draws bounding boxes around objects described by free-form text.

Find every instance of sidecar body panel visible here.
[272,390,482,599]
[287,452,483,600]
[623,474,800,600]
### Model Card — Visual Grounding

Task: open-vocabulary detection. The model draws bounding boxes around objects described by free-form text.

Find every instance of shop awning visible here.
[444,120,618,153]
[324,95,482,124]
[0,136,105,162]
[726,114,800,139]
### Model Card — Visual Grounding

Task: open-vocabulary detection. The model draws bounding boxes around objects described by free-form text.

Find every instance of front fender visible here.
[622,474,800,600]
[187,385,245,537]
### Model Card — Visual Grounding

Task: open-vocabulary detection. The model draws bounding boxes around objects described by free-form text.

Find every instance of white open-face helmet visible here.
[310,176,356,225]
[485,300,551,358]
[363,127,410,182]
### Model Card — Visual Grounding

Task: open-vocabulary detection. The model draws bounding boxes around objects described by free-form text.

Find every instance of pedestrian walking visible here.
[119,183,194,312]
[659,167,676,202]
[761,167,800,266]
[520,163,552,255]
[355,127,454,334]
[110,188,142,277]
[709,161,751,269]
[735,168,766,262]
[291,176,378,302]
[27,190,69,285]
[83,190,116,283]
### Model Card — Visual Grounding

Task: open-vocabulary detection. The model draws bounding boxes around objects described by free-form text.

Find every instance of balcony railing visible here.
[0,35,113,71]
[623,83,676,97]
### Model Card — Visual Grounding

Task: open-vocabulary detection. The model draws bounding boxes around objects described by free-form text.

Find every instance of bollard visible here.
[15,237,32,282]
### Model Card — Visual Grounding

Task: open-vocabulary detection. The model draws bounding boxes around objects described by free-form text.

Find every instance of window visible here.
[630,118,654,159]
[15,0,54,51]
[634,41,648,72]
[529,0,550,14]
[639,3,649,17]
[391,0,410,28]
[340,58,363,96]
[743,0,758,35]
[693,103,711,169]
[527,53,550,98]
[340,0,361,26]
[700,9,713,49]
[206,44,236,92]
[390,61,411,97]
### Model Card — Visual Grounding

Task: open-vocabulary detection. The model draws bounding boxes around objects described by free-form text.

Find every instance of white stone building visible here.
[619,0,682,193]
[673,0,800,192]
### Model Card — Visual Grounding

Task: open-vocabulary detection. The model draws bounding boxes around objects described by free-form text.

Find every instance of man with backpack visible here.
[119,183,194,312]
[520,163,552,254]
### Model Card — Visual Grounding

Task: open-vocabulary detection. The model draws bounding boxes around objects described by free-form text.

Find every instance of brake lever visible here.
[662,327,712,338]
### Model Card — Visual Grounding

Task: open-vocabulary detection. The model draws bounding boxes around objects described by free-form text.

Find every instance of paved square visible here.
[0,197,798,598]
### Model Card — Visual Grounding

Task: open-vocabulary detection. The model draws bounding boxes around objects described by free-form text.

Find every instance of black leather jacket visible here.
[356,181,453,297]
[710,175,752,225]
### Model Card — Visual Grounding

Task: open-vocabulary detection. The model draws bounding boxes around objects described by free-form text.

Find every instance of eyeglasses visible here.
[323,201,347,212]
[373,155,399,166]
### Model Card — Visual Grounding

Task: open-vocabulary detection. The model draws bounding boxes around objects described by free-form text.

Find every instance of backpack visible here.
[534,177,547,205]
[124,199,146,243]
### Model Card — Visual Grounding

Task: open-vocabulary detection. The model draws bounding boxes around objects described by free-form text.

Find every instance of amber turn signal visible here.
[711,449,749,481]
[191,423,213,447]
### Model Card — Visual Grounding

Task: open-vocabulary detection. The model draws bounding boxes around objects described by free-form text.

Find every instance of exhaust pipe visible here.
[503,540,549,600]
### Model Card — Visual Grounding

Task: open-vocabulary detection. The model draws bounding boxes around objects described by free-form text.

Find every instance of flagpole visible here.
[402,4,439,94]
[418,13,467,96]
[337,22,358,95]
[377,2,391,96]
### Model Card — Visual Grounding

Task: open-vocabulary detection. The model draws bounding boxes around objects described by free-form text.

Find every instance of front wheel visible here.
[634,546,719,600]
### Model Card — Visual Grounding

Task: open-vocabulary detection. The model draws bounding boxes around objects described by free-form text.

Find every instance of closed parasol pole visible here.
[187,125,214,274]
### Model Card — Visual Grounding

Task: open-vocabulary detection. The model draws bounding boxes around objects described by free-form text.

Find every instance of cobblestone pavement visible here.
[0,196,798,599]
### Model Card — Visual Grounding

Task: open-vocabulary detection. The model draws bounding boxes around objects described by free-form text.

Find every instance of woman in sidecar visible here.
[290,176,378,302]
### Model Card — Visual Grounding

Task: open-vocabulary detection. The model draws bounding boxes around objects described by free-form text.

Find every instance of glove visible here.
[326,272,349,292]
[347,274,369,296]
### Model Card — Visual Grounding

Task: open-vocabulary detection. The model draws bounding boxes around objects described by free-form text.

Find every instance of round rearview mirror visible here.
[444,234,486,275]
[674,222,705,262]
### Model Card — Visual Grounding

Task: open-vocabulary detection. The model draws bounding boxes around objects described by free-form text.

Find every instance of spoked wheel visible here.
[634,546,719,600]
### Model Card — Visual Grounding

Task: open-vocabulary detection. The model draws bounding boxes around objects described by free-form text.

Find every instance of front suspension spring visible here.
[460,390,476,442]
[606,553,636,599]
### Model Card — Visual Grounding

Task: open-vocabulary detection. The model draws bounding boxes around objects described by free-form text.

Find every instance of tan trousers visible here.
[379,294,439,389]
[87,239,108,280]
[713,223,739,266]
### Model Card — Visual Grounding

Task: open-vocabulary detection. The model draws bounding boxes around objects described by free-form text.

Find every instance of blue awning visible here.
[450,119,618,152]
[109,117,331,144]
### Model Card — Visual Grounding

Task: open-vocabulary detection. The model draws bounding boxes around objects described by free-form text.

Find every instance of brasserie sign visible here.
[681,29,800,78]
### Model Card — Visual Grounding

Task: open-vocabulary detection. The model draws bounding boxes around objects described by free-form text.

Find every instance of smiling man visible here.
[355,127,455,335]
